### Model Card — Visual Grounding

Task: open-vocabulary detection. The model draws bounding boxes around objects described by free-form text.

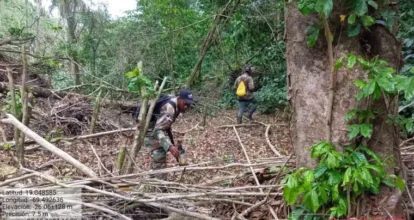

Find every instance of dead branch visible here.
[0,82,137,109]
[217,124,262,129]
[22,168,219,220]
[6,67,21,150]
[1,113,97,177]
[1,127,136,147]
[233,126,279,220]
[126,76,168,174]
[90,88,102,134]
[265,124,282,157]
[0,173,36,187]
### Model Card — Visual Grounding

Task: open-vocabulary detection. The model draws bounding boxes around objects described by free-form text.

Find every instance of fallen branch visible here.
[0,173,36,187]
[0,82,137,109]
[233,126,279,220]
[1,114,97,177]
[217,124,262,129]
[22,168,219,220]
[265,124,282,157]
[1,127,136,147]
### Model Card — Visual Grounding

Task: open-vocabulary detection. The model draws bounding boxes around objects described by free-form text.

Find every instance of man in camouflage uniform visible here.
[234,66,257,124]
[144,89,194,180]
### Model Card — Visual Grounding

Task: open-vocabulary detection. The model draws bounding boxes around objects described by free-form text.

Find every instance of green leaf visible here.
[303,170,315,186]
[289,206,306,220]
[315,0,333,17]
[382,178,395,187]
[360,123,373,138]
[298,0,315,15]
[284,186,299,205]
[354,79,366,89]
[395,177,406,191]
[366,164,385,175]
[353,151,368,162]
[287,174,299,188]
[328,171,342,185]
[360,167,374,186]
[332,184,339,200]
[361,15,375,27]
[345,109,358,122]
[348,124,360,140]
[367,0,378,9]
[374,66,395,77]
[347,54,357,69]
[338,196,348,216]
[355,0,368,16]
[334,57,343,70]
[397,76,414,100]
[377,77,395,92]
[325,152,340,168]
[410,67,414,74]
[318,185,328,204]
[314,163,328,178]
[306,24,321,47]
[308,189,320,212]
[343,167,352,185]
[357,56,371,68]
[348,13,356,24]
[348,23,361,37]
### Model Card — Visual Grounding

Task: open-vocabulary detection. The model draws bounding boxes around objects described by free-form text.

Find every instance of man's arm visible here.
[152,104,176,152]
[248,76,255,92]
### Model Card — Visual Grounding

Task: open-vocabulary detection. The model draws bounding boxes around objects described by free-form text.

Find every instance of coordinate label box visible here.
[1,188,82,220]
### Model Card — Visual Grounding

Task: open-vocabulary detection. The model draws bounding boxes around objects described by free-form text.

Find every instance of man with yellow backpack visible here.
[234,66,257,124]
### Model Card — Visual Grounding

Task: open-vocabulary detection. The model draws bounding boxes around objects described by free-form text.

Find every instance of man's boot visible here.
[247,114,254,121]
[237,117,242,124]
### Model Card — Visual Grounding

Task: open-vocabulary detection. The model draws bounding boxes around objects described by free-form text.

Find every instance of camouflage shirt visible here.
[149,97,180,152]
[234,73,255,100]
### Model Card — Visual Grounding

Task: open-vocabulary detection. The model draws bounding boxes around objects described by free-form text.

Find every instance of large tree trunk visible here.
[286,1,404,217]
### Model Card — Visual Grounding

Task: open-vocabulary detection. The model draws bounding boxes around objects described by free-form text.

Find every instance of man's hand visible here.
[168,145,180,161]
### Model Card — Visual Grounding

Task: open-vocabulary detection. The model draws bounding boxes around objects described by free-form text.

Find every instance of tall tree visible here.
[285,0,406,217]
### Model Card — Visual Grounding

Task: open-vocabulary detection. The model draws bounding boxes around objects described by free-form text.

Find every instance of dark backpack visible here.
[133,94,178,124]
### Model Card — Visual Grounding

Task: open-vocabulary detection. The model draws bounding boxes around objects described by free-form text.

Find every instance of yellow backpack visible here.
[236,80,246,97]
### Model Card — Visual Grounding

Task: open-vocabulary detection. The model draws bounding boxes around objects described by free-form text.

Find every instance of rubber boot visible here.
[237,117,242,124]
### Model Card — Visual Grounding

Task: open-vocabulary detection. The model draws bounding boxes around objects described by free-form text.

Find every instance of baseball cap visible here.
[178,89,194,104]
[244,66,252,73]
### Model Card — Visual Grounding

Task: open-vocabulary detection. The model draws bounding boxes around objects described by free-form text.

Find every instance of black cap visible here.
[178,89,194,104]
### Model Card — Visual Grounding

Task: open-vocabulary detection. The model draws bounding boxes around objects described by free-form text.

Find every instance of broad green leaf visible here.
[397,76,414,100]
[410,67,414,74]
[367,0,378,9]
[306,24,321,47]
[315,0,333,17]
[347,54,357,69]
[314,163,328,178]
[332,184,339,200]
[373,83,382,100]
[289,206,306,220]
[329,207,338,219]
[298,0,315,15]
[343,167,352,185]
[406,120,413,132]
[353,180,359,192]
[360,123,373,138]
[310,189,320,212]
[366,164,385,175]
[348,124,360,140]
[318,185,328,204]
[338,197,348,216]
[348,23,361,37]
[373,66,395,77]
[360,167,374,186]
[283,186,299,205]
[377,77,395,92]
[357,56,371,68]
[361,15,375,27]
[303,170,315,186]
[325,152,340,168]
[353,152,368,162]
[354,79,366,89]
[395,177,406,191]
[348,13,356,24]
[360,145,383,163]
[334,58,343,70]
[381,178,395,187]
[328,171,342,185]
[355,0,368,16]
[125,71,138,78]
[345,109,358,122]
[287,174,299,188]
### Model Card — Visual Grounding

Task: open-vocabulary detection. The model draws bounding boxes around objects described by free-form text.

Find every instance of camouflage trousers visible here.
[144,136,168,180]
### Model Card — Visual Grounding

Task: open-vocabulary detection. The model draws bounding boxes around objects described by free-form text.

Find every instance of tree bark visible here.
[286,1,404,217]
